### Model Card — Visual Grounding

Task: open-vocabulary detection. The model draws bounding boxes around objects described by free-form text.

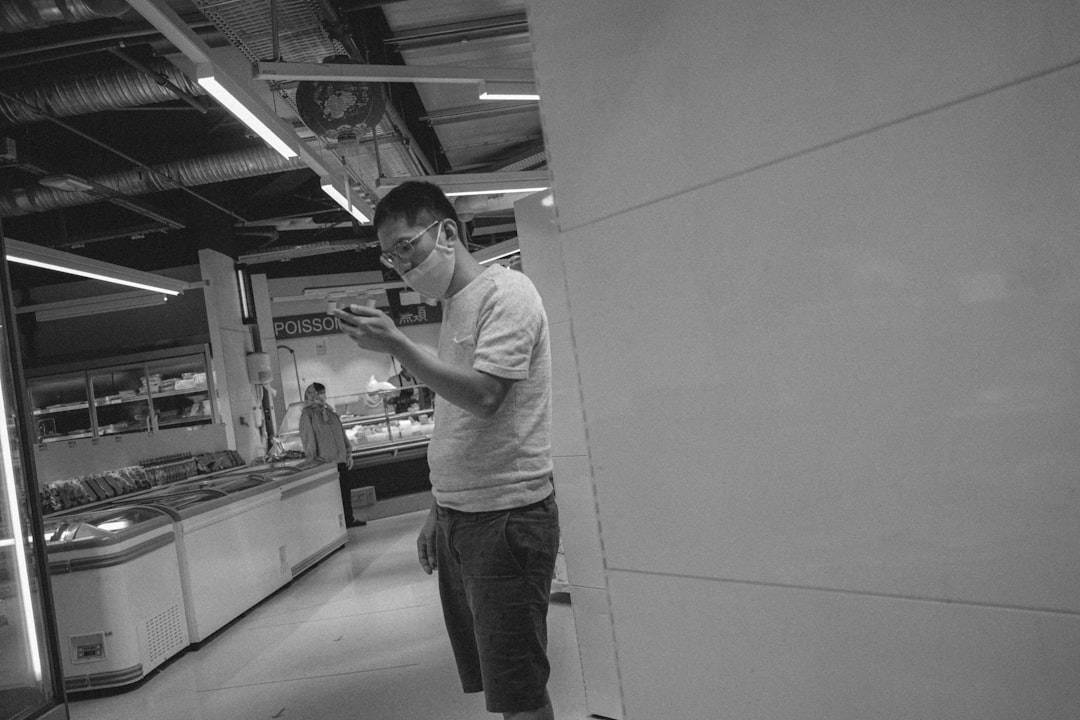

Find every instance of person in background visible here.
[298,382,363,528]
[385,364,433,413]
[332,181,558,720]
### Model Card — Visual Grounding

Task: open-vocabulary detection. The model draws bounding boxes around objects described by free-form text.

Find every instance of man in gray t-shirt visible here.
[332,181,559,720]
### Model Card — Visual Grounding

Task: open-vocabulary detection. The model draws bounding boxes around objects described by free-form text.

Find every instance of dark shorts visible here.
[436,493,560,714]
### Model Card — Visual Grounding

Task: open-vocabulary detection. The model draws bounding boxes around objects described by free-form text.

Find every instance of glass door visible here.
[27,375,92,444]
[0,239,67,718]
[147,353,213,431]
[90,366,151,437]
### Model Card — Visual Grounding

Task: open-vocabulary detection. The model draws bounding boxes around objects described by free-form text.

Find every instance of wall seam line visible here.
[607,567,1080,617]
[558,54,1080,235]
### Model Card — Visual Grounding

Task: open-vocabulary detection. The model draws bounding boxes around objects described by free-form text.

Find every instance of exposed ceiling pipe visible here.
[0,58,205,124]
[0,145,304,217]
[0,0,133,34]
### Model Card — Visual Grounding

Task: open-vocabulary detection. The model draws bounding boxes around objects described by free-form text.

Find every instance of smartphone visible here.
[327,298,375,315]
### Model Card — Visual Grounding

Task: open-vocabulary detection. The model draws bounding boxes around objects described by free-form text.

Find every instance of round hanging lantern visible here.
[295,55,386,144]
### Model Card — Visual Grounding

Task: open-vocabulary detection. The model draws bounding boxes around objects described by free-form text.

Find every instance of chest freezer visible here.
[139,480,289,643]
[270,463,347,576]
[171,461,345,577]
[43,504,189,692]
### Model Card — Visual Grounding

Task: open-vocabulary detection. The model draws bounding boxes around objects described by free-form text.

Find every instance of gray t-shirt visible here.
[428,264,553,511]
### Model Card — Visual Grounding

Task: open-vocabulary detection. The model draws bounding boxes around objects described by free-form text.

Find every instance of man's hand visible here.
[416,507,438,574]
[330,304,404,355]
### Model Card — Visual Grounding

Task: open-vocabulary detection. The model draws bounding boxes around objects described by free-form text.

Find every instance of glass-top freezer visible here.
[42,505,173,547]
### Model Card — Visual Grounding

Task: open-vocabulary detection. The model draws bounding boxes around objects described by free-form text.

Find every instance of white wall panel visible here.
[562,68,1080,612]
[515,191,568,324]
[607,571,1080,720]
[548,320,588,459]
[528,0,1080,230]
[570,585,624,720]
[554,455,604,590]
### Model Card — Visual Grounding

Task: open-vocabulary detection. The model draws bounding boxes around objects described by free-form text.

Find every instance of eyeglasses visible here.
[380,219,442,270]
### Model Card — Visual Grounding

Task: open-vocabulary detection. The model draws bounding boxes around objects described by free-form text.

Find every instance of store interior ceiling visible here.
[0,0,543,299]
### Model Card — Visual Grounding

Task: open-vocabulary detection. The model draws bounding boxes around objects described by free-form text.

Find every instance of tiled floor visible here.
[65,509,589,720]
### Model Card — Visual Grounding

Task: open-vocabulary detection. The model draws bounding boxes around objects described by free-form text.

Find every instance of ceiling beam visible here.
[384,13,530,51]
[256,61,533,85]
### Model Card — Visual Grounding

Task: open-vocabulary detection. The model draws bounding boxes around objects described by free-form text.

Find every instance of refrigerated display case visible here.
[0,239,67,718]
[26,346,216,444]
[42,505,188,692]
[274,385,435,468]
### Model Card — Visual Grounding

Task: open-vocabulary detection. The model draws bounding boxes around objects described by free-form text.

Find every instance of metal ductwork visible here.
[0,145,304,217]
[0,0,133,34]
[0,59,204,125]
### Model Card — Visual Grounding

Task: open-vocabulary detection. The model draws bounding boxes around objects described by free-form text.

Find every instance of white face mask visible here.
[401,221,456,299]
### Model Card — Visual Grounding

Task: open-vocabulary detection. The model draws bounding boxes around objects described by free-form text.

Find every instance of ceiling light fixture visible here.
[5,238,195,296]
[473,238,520,265]
[478,81,540,102]
[196,64,298,159]
[321,177,370,223]
[20,291,170,322]
[376,171,550,198]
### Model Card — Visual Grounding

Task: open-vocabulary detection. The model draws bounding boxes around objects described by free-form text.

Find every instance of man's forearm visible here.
[390,340,509,417]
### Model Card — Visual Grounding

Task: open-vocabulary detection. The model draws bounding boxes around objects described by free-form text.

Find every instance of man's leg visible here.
[503,691,554,720]
[457,498,559,718]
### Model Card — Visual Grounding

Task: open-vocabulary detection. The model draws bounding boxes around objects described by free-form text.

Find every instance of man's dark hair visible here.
[374,180,459,230]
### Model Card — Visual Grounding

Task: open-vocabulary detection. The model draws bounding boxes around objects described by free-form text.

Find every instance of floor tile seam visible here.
[607,566,1080,617]
[193,663,422,693]
[238,602,433,631]
[252,597,431,620]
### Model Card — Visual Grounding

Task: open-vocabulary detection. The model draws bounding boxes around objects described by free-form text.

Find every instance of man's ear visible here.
[443,217,462,246]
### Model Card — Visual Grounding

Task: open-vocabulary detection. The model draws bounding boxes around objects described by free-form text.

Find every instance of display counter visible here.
[276,384,435,468]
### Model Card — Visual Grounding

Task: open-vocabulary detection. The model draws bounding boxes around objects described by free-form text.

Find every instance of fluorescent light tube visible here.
[474,238,520,265]
[8,255,182,295]
[443,186,548,197]
[196,65,298,159]
[321,178,370,223]
[5,238,191,295]
[478,80,540,101]
[236,267,252,321]
[0,367,42,680]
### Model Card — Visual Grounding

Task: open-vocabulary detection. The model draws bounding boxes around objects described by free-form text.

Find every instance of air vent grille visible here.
[143,604,187,665]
